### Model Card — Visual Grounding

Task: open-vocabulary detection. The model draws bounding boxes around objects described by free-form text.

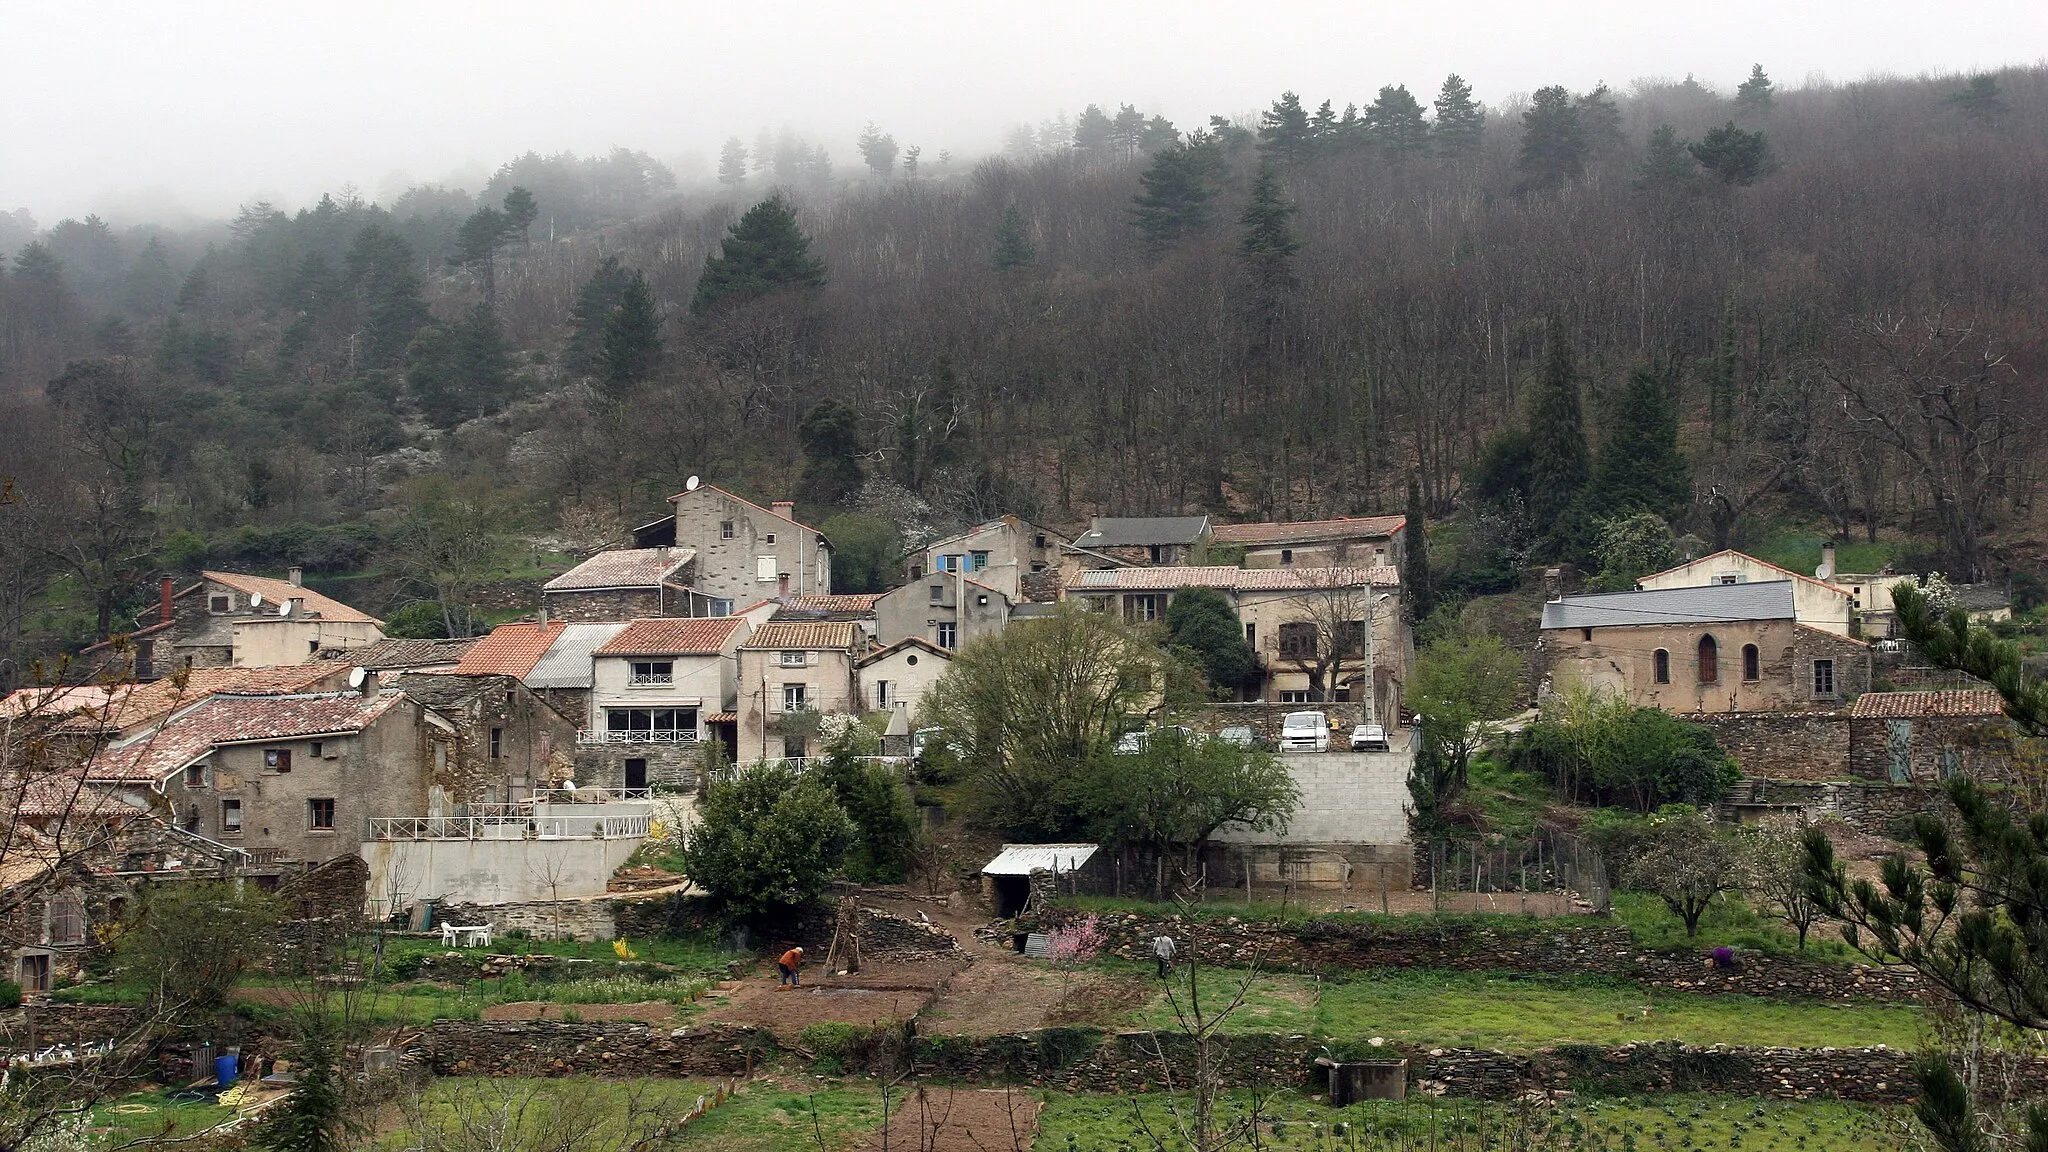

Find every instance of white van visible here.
[1280,711,1330,752]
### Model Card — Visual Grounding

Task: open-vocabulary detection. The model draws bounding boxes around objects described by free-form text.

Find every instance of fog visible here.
[2,0,2043,223]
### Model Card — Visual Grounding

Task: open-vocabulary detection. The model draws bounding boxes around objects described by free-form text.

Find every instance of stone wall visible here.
[574,743,702,791]
[1030,909,1925,1001]
[423,1020,763,1078]
[540,587,665,623]
[1722,779,1951,839]
[1695,712,1849,780]
[1847,713,2018,784]
[433,898,621,941]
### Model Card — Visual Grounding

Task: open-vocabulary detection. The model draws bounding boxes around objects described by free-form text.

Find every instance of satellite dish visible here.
[1815,563,1834,581]
[347,666,366,688]
[277,600,294,617]
[249,593,263,608]
[685,475,701,492]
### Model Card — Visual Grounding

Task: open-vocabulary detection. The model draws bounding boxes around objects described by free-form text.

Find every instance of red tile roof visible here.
[53,665,355,734]
[1071,565,1400,592]
[741,622,860,650]
[777,594,885,615]
[542,548,695,591]
[203,571,382,624]
[1210,516,1407,547]
[86,691,408,782]
[594,617,749,656]
[1849,690,2007,719]
[453,622,568,677]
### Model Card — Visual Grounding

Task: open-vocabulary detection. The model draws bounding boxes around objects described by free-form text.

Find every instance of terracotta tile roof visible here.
[54,665,354,734]
[594,617,749,657]
[1849,690,2007,719]
[1071,566,1400,592]
[704,712,737,724]
[542,548,695,591]
[1210,516,1407,547]
[202,571,383,624]
[86,691,408,783]
[326,637,478,669]
[0,685,133,719]
[777,594,885,615]
[453,622,567,677]
[1,772,139,820]
[741,621,859,650]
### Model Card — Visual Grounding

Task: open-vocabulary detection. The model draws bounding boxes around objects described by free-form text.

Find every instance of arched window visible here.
[1697,635,1719,684]
[1742,644,1760,682]
[1653,649,1670,684]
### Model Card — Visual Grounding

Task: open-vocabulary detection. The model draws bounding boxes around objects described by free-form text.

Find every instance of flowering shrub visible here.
[1044,913,1106,966]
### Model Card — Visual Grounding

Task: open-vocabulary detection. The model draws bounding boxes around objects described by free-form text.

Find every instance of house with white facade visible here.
[1634,550,1856,636]
[582,616,755,788]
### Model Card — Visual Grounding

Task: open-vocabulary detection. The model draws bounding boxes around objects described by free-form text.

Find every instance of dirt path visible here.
[862,1087,1040,1152]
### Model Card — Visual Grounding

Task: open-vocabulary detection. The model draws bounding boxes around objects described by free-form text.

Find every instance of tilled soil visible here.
[862,1087,1041,1152]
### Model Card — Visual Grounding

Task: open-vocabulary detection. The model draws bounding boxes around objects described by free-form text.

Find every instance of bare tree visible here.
[1128,909,1276,1152]
[1272,580,1394,706]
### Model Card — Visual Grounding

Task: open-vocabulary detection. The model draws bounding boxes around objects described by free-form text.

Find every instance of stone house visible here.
[581,616,757,788]
[81,571,385,680]
[1635,550,1856,636]
[1067,516,1213,569]
[908,516,1070,601]
[736,622,868,760]
[855,637,954,736]
[1211,515,1407,571]
[631,485,833,604]
[874,573,1010,651]
[539,547,722,622]
[393,673,578,805]
[1846,690,2016,784]
[1065,565,1407,715]
[1539,581,1872,714]
[44,664,357,753]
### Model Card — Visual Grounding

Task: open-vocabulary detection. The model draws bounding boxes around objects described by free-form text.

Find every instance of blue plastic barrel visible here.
[214,1053,238,1085]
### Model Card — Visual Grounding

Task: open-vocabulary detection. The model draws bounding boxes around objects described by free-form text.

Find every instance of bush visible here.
[678,764,856,919]
[0,980,22,1009]
[1506,693,1737,811]
[382,601,449,639]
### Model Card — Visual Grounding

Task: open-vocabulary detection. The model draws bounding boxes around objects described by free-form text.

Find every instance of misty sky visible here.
[4,0,2043,225]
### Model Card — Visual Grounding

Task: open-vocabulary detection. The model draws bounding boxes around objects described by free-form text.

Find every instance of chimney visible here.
[287,566,304,588]
[159,577,175,624]
[771,500,796,522]
[1818,542,1837,580]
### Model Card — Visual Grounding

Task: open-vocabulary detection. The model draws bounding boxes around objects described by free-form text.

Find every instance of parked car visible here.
[1217,725,1258,749]
[1280,711,1331,752]
[1349,723,1390,752]
[910,727,946,765]
[1115,725,1197,755]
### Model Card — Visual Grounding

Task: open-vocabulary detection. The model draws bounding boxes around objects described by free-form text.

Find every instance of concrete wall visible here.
[874,577,1008,649]
[670,488,829,602]
[1540,618,1871,714]
[1637,557,1853,635]
[362,834,640,910]
[1206,751,1413,887]
[230,618,383,667]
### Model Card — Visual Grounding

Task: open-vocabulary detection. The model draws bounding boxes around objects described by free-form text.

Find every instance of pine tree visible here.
[1237,163,1300,294]
[1577,84,1625,155]
[1589,366,1691,522]
[449,206,509,305]
[1259,91,1314,163]
[1527,318,1590,530]
[1140,115,1180,153]
[1516,85,1586,195]
[1074,104,1115,158]
[343,225,429,369]
[1432,74,1487,157]
[718,137,750,186]
[124,236,177,316]
[1634,124,1698,190]
[1365,85,1430,156]
[564,255,632,377]
[600,269,663,394]
[856,122,898,177]
[408,302,512,428]
[501,186,538,244]
[1111,104,1148,159]
[1310,99,1339,140]
[1689,122,1773,185]
[260,1014,353,1152]
[1735,64,1774,113]
[690,194,827,314]
[798,398,863,509]
[1129,137,1223,255]
[991,206,1035,272]
[1948,75,2007,124]
[1403,478,1435,624]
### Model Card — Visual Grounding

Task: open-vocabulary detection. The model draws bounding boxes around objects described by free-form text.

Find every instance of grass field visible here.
[376,1077,723,1152]
[1123,964,1926,1051]
[90,1089,235,1144]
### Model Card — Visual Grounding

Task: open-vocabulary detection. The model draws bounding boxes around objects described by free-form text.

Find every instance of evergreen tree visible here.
[797,398,863,509]
[1111,104,1148,159]
[1310,99,1340,140]
[1237,163,1300,295]
[1164,586,1258,697]
[124,236,177,316]
[1735,64,1774,113]
[856,122,898,177]
[1948,74,2007,124]
[260,1014,353,1152]
[1589,366,1691,522]
[564,254,633,377]
[1129,136,1223,255]
[449,206,510,305]
[600,269,663,394]
[1516,85,1586,195]
[407,302,512,428]
[1432,74,1487,157]
[1403,478,1435,623]
[902,145,921,177]
[1577,84,1625,155]
[1364,85,1430,155]
[718,137,750,186]
[1140,115,1180,153]
[1527,318,1590,530]
[1634,124,1698,190]
[501,186,538,243]
[1258,91,1314,163]
[690,194,827,314]
[991,205,1035,272]
[1074,104,1115,158]
[343,225,429,369]
[1689,122,1774,185]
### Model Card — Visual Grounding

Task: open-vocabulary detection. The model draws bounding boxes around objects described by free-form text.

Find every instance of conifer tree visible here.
[1589,366,1691,522]
[1403,478,1435,623]
[1139,115,1180,153]
[1258,91,1314,163]
[856,122,898,177]
[1237,163,1300,295]
[600,269,663,394]
[1129,136,1223,255]
[564,254,632,377]
[501,186,538,244]
[1527,318,1590,530]
[1111,104,1148,159]
[1689,122,1773,185]
[1432,74,1487,157]
[1365,85,1430,155]
[991,206,1035,272]
[718,137,750,186]
[1577,84,1625,155]
[690,194,827,314]
[1948,74,2007,124]
[343,225,429,369]
[1310,99,1339,139]
[449,206,509,305]
[1735,64,1774,113]
[1074,104,1115,158]
[1516,85,1586,195]
[798,398,863,509]
[1634,124,1698,190]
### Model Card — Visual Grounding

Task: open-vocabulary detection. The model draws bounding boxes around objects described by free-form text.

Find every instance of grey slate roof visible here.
[1073,516,1211,549]
[1541,580,1798,631]
[526,622,628,688]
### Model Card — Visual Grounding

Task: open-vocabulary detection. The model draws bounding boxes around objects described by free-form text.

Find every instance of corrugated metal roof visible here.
[595,617,748,657]
[1849,690,2006,719]
[1210,516,1406,546]
[526,623,628,688]
[1073,565,1399,592]
[982,843,1099,876]
[542,548,696,591]
[454,622,567,677]
[1074,516,1211,548]
[742,621,859,650]
[1540,581,1798,630]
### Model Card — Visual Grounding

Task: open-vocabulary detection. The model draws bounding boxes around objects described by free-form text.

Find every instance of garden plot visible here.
[700,958,963,1031]
[861,1087,1039,1151]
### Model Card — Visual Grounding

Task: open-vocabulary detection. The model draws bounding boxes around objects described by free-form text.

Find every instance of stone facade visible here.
[397,674,579,803]
[1694,712,1850,780]
[1847,711,2017,784]
[1721,778,1958,838]
[1540,618,1872,714]
[669,487,831,604]
[874,577,1007,650]
[909,516,1068,602]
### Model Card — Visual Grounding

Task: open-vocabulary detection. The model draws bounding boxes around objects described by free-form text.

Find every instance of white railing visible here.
[627,674,674,686]
[367,813,651,841]
[533,786,652,802]
[577,729,700,745]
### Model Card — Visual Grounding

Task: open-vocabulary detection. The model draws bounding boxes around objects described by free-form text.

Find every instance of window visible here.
[135,639,153,680]
[1653,649,1670,684]
[1742,644,1761,682]
[604,708,696,739]
[970,551,989,571]
[1715,573,1744,585]
[309,741,323,758]
[1334,620,1367,656]
[308,639,320,655]
[937,622,957,649]
[1126,594,1165,623]
[308,798,336,831]
[720,520,735,539]
[629,661,674,685]
[1034,534,1047,548]
[911,564,924,579]
[264,748,292,773]
[782,684,809,712]
[875,680,892,709]
[1148,545,1163,563]
[1697,635,1719,684]
[48,891,85,946]
[1278,622,1318,658]
[18,954,49,993]
[1812,659,1836,696]
[1581,627,1593,642]
[783,736,807,758]
[209,595,231,613]
[185,760,206,789]
[1244,623,1256,648]
[709,599,733,617]
[764,532,777,545]
[1279,690,1312,704]
[929,584,945,602]
[779,650,807,667]
[1280,549,1294,565]
[221,799,243,834]
[489,727,503,759]
[1030,562,1046,572]
[756,557,778,582]
[904,653,919,666]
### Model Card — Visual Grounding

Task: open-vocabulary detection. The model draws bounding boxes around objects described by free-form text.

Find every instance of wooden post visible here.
[1379,864,1389,914]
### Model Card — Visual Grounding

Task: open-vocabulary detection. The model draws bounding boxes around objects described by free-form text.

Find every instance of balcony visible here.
[627,673,675,686]
[577,729,700,745]
[368,805,652,842]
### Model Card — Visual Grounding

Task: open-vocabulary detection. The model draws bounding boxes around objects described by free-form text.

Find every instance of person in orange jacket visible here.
[776,946,805,987]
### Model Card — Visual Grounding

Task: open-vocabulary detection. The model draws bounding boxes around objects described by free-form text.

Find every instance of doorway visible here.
[624,758,648,790]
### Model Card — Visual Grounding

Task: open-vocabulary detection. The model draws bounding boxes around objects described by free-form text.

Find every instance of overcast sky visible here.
[3,0,2043,225]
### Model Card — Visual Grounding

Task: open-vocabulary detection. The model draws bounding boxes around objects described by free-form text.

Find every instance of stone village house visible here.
[630,485,833,604]
[1210,515,1407,571]
[1065,516,1214,571]
[874,573,1010,651]
[539,548,720,622]
[82,571,385,681]
[579,615,759,788]
[736,622,868,760]
[907,515,1070,602]
[855,637,953,747]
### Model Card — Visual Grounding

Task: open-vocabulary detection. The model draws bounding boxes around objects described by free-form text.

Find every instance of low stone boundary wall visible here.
[1030,909,1925,1002]
[423,1021,765,1078]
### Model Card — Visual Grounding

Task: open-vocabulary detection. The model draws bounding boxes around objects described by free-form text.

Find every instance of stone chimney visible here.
[288,566,304,587]
[160,577,175,624]
[1818,543,1837,581]
[771,501,796,522]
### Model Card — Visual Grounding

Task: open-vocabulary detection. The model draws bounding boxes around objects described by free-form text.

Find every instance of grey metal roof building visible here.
[1540,580,1798,631]
[525,622,628,689]
[1073,516,1212,549]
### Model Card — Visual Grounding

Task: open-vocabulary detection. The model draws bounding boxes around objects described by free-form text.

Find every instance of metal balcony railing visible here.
[627,673,674,686]
[576,729,700,745]
[367,812,651,841]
